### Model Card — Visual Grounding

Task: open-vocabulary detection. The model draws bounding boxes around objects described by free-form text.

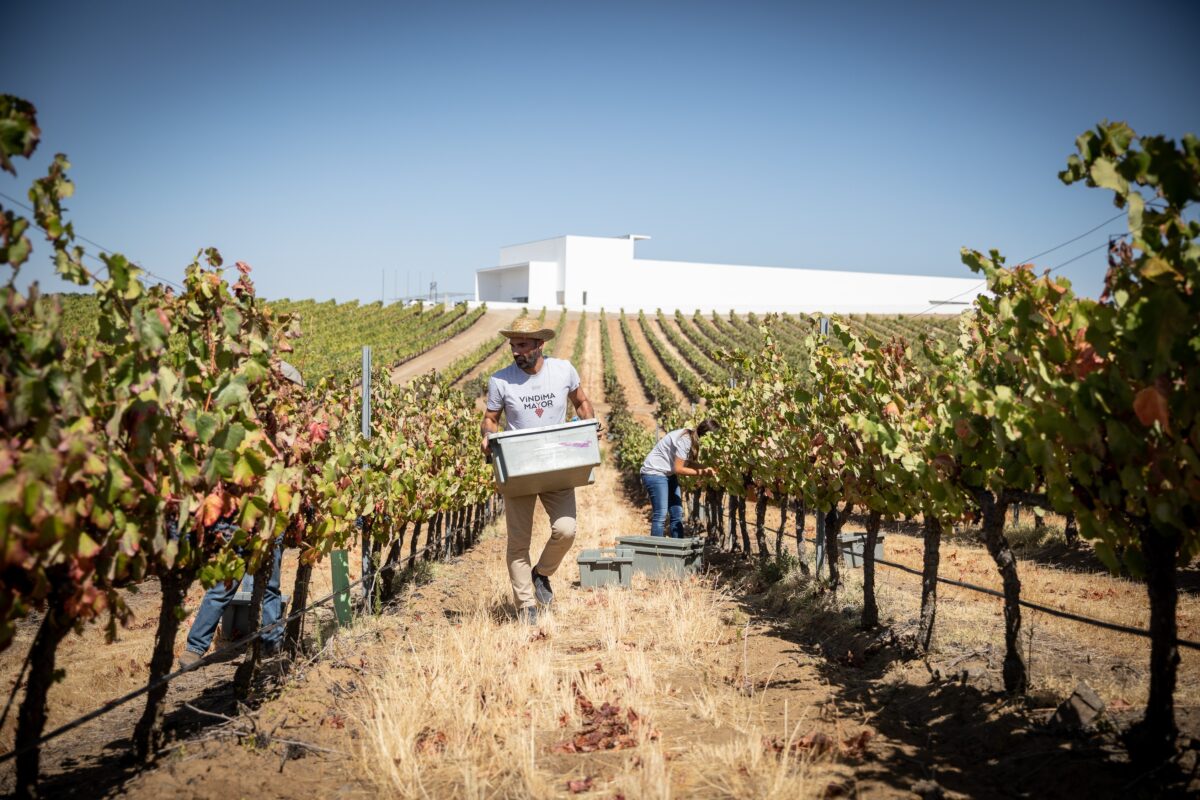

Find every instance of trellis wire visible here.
[0,499,499,766]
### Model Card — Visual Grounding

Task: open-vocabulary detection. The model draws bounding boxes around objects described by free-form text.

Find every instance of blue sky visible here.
[3,0,1197,304]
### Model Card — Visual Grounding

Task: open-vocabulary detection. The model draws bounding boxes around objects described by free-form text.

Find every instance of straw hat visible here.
[499,316,556,341]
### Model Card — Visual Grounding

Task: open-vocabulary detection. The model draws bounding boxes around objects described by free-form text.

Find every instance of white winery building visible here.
[474,234,982,314]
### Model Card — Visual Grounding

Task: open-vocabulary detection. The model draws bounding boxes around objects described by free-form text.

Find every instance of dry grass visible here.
[350,461,847,798]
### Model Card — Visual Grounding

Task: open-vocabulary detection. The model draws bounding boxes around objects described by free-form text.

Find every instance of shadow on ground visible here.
[10,571,440,800]
[17,651,297,800]
[707,556,1200,799]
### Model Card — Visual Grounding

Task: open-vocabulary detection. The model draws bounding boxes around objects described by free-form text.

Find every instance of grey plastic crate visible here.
[577,547,634,589]
[615,535,704,579]
[220,574,289,641]
[814,533,886,569]
[488,419,601,497]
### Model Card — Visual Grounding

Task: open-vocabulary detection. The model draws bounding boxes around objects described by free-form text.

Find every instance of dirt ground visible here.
[390,308,513,385]
[578,316,605,415]
[643,315,695,381]
[546,313,581,364]
[17,462,1192,799]
[622,313,687,408]
[2,316,1198,799]
[603,315,657,427]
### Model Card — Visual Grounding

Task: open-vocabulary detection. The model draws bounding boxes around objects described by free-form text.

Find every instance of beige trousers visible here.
[504,488,577,609]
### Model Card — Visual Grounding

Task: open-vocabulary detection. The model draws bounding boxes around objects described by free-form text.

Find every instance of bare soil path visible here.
[546,312,582,364]
[625,314,687,407]
[390,308,512,385]
[579,315,604,415]
[4,496,1197,799]
[603,315,656,428]
[646,314,701,383]
[113,459,860,799]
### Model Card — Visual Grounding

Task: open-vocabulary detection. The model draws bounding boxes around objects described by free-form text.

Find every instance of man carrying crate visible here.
[481,316,597,624]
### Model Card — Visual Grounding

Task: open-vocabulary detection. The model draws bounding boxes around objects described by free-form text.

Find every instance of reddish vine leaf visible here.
[1133,386,1169,431]
[199,490,232,527]
[840,729,874,757]
[566,777,594,793]
[763,729,873,758]
[307,420,329,444]
[552,687,657,755]
[414,728,448,755]
[1071,344,1102,379]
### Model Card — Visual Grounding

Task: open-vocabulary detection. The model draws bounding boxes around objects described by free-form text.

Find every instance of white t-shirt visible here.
[640,428,695,476]
[487,357,581,430]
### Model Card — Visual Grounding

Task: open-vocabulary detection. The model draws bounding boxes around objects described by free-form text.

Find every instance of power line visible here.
[911,208,1135,319]
[1043,239,1113,272]
[1017,209,1130,265]
[0,189,184,291]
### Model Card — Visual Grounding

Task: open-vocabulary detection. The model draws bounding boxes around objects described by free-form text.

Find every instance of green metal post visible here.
[330,344,371,628]
[330,549,353,626]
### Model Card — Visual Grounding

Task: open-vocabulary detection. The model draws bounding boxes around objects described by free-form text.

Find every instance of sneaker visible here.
[517,605,540,625]
[178,649,203,670]
[532,568,554,607]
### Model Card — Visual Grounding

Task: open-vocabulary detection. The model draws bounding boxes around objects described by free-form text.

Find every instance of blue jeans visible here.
[185,541,284,655]
[641,473,684,538]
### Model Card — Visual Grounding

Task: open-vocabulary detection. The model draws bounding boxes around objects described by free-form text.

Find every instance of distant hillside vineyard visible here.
[52,294,963,383]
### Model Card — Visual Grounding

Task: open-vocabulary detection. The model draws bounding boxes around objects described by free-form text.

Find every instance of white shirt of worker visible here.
[486,358,580,430]
[640,429,693,475]
[487,357,581,611]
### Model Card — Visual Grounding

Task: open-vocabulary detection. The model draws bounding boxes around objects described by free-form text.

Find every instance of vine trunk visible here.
[917,515,942,653]
[133,568,194,761]
[978,490,1026,694]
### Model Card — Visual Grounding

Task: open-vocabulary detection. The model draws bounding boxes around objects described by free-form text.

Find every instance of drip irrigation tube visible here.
[737,518,1200,652]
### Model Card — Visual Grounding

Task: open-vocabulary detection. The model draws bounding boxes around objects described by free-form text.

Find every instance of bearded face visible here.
[510,337,543,371]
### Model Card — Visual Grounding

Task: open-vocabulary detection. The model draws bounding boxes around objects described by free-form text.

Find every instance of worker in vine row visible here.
[481,316,597,625]
[177,360,305,669]
[639,420,718,538]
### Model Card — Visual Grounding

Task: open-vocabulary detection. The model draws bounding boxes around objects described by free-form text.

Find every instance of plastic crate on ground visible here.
[219,574,289,641]
[577,547,634,589]
[814,532,886,569]
[615,535,704,579]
